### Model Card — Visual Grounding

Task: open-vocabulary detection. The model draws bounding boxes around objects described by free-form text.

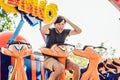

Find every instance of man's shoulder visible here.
[64,29,71,31]
[49,28,55,32]
[49,28,55,30]
[63,29,71,33]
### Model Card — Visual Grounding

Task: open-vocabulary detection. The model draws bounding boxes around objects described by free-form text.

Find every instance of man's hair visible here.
[54,16,66,24]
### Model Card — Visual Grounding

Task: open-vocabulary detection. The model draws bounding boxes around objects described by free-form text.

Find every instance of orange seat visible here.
[73,47,102,80]
[1,42,32,80]
[113,58,120,73]
[40,44,69,80]
[103,58,116,73]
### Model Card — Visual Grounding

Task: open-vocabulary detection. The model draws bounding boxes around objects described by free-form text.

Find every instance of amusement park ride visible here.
[0,0,58,80]
[1,0,120,80]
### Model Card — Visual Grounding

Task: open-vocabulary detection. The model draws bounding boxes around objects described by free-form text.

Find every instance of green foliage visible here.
[0,6,18,32]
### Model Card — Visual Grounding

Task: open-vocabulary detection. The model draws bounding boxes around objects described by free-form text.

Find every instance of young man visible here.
[41,16,82,80]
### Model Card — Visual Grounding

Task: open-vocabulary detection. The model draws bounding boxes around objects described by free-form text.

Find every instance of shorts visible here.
[44,57,59,71]
[44,57,72,71]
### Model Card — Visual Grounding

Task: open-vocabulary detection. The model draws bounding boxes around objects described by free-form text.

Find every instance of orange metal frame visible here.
[73,47,102,80]
[1,43,32,80]
[40,44,69,80]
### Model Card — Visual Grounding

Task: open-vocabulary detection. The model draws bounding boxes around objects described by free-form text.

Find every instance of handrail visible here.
[73,45,103,80]
[1,42,33,80]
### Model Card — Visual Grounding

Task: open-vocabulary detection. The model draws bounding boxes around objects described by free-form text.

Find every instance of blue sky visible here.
[19,0,120,57]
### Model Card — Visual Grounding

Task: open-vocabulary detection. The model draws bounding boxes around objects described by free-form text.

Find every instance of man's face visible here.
[54,20,66,34]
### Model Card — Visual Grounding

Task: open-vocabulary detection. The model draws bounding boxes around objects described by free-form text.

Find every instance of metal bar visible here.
[8,14,24,44]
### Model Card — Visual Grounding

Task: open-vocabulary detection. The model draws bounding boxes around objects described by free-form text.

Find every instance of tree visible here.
[0,6,18,32]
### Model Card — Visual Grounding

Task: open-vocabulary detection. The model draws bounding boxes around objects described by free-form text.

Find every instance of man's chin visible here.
[56,29,63,34]
[59,30,63,33]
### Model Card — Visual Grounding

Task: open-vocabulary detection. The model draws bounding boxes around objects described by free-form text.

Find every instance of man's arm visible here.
[41,17,57,34]
[41,21,53,35]
[65,18,82,35]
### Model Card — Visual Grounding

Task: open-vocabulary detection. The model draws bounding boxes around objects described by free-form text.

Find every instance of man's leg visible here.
[66,59,80,80]
[44,57,65,80]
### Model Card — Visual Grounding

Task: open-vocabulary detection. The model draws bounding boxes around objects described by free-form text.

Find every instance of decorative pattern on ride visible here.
[1,42,33,80]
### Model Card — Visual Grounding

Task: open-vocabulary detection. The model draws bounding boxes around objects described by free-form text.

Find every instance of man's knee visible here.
[73,64,80,71]
[53,63,65,73]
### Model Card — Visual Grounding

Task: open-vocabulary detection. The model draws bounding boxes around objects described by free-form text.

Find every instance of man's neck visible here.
[55,29,61,34]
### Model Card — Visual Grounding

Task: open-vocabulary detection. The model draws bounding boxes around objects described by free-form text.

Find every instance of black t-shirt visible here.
[45,28,70,48]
